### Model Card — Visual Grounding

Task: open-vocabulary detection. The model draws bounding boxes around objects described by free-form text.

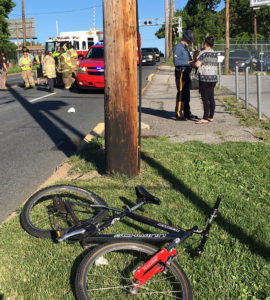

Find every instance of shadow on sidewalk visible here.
[141,107,175,120]
[141,152,270,261]
[8,87,85,157]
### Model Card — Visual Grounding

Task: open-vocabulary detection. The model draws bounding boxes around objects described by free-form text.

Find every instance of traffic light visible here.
[144,20,152,25]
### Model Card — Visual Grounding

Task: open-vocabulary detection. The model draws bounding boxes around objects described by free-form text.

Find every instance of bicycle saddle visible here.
[135,186,161,205]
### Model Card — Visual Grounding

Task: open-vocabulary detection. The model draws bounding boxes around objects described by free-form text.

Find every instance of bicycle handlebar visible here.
[195,196,222,256]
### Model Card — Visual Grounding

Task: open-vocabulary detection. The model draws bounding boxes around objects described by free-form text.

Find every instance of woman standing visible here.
[195,36,218,124]
[0,50,8,91]
[43,51,56,93]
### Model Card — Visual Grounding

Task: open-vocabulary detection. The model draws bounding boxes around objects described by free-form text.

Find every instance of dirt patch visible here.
[40,163,100,188]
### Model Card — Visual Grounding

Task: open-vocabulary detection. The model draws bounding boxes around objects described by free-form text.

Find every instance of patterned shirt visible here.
[197,49,218,82]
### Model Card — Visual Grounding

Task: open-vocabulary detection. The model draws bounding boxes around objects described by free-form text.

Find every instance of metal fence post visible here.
[219,62,222,88]
[256,72,262,119]
[245,67,250,109]
[235,65,239,100]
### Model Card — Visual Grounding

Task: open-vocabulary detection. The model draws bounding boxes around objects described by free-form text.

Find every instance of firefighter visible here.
[67,42,78,77]
[57,47,74,90]
[43,50,56,93]
[34,50,46,86]
[52,46,62,87]
[19,48,35,89]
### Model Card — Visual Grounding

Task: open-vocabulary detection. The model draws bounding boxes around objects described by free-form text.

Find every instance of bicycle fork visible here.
[131,238,182,295]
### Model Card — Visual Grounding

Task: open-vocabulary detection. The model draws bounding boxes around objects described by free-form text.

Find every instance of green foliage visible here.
[0,0,16,39]
[19,40,43,47]
[155,0,270,48]
[0,0,16,57]
[229,0,270,39]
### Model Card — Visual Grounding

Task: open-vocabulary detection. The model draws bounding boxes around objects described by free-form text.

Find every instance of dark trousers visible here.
[47,78,55,92]
[200,81,216,120]
[175,68,191,118]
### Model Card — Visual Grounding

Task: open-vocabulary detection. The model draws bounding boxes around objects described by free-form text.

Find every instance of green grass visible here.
[1,138,270,299]
[160,57,174,67]
[217,95,270,142]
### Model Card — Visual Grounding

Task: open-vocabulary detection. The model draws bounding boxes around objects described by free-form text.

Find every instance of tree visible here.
[0,0,16,42]
[219,0,270,42]
[0,0,16,54]
[155,0,224,47]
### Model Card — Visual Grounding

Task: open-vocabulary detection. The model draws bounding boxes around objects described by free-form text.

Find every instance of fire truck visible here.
[45,30,103,56]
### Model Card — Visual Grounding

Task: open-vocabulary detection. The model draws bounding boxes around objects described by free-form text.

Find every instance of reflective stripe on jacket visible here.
[19,55,32,70]
[57,53,72,73]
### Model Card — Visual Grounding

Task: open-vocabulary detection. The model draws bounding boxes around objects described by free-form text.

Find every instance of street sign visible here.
[8,18,37,40]
[250,0,270,8]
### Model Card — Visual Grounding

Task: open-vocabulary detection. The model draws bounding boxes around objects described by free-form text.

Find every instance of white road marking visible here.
[29,93,56,103]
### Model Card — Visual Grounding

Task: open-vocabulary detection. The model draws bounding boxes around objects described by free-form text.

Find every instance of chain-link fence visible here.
[212,42,270,72]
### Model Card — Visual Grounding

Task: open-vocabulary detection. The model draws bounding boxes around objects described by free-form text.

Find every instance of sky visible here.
[8,0,224,53]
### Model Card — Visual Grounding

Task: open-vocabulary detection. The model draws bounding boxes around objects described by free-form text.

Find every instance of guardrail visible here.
[234,66,263,119]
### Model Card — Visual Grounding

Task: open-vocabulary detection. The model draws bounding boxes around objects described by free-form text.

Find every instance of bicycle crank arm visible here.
[57,228,86,242]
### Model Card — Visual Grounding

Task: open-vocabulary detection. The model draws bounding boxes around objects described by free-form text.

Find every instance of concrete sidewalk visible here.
[141,66,258,143]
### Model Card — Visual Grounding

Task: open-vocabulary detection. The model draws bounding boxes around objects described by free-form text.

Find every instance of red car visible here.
[77,45,104,90]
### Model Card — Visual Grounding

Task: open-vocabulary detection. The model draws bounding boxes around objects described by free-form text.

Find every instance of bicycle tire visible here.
[75,241,193,300]
[20,185,108,239]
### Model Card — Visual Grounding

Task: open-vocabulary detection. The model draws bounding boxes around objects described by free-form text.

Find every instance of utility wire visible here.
[24,5,102,16]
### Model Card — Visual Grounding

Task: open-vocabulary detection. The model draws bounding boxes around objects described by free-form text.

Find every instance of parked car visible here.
[228,49,253,70]
[141,48,156,65]
[256,51,270,71]
[77,45,104,90]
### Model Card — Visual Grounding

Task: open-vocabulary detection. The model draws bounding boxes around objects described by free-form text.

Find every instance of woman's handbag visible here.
[190,72,199,90]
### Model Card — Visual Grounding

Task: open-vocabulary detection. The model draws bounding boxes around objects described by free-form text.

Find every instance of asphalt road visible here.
[0,63,159,224]
[221,74,270,119]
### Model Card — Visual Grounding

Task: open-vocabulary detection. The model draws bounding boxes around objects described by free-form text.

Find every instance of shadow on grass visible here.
[70,247,94,299]
[141,152,270,261]
[78,139,106,174]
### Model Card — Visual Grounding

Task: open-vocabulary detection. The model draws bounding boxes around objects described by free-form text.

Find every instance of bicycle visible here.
[21,184,222,300]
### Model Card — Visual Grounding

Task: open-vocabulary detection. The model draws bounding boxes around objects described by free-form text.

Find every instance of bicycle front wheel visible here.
[75,241,193,300]
[21,185,108,239]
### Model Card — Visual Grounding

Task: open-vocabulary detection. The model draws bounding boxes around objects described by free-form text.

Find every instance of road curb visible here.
[77,122,105,153]
[142,67,160,95]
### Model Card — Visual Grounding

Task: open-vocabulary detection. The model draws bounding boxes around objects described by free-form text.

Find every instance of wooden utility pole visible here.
[254,10,258,50]
[169,0,173,57]
[103,0,138,177]
[22,0,26,47]
[225,0,230,74]
[30,19,32,46]
[165,0,169,61]
[172,0,175,14]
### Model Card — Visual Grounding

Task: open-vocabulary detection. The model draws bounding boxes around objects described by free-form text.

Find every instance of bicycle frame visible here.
[57,195,222,253]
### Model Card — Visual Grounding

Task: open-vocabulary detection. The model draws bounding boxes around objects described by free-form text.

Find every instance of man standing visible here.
[43,50,56,93]
[34,50,46,86]
[173,30,198,121]
[57,48,74,90]
[19,48,35,90]
[67,42,78,77]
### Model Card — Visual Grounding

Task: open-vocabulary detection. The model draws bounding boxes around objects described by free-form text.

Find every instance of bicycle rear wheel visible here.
[20,185,108,239]
[75,241,193,300]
